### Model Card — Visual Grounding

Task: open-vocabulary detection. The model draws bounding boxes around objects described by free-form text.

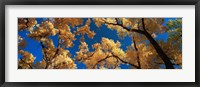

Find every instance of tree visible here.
[18,18,182,69]
[93,18,176,69]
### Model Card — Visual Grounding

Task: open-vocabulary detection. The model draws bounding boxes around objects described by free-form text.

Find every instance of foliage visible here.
[18,18,182,69]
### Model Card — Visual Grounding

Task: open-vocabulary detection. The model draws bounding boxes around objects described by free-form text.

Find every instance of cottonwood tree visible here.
[18,18,182,69]
[93,18,182,69]
[18,18,94,69]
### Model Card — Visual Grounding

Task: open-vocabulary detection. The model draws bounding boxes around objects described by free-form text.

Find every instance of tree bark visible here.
[141,18,174,69]
[143,31,174,69]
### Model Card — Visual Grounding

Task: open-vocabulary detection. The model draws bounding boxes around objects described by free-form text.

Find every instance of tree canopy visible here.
[18,18,182,69]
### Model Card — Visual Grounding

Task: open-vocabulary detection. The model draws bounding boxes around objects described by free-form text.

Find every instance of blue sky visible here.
[18,18,181,69]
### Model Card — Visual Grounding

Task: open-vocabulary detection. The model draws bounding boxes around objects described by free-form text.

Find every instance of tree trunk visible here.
[143,31,174,69]
[141,18,174,69]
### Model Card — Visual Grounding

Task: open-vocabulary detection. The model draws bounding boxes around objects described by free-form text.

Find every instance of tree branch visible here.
[141,18,174,69]
[132,36,141,69]
[112,53,139,69]
[40,42,47,62]
[51,33,61,60]
[92,55,113,69]
[103,19,145,34]
[141,18,147,32]
[45,29,61,69]
[40,42,49,69]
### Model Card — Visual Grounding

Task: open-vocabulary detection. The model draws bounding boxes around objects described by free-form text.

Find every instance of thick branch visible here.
[141,18,147,32]
[141,18,174,69]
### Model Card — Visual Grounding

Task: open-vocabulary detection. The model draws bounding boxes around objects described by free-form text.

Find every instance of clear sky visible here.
[18,18,181,69]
